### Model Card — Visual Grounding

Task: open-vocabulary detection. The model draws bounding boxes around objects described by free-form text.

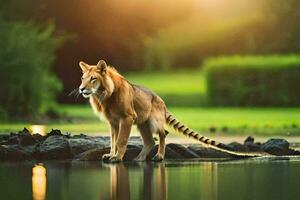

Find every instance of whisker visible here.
[68,88,79,97]
[68,88,82,101]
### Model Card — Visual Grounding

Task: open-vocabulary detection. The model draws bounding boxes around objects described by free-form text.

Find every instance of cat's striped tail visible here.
[165,111,263,158]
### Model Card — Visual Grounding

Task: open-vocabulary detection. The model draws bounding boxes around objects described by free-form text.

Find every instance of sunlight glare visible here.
[32,165,47,200]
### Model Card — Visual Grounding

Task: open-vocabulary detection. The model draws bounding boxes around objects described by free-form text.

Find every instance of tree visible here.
[0,20,63,119]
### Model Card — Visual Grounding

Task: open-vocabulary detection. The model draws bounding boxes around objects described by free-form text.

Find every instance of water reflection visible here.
[32,165,47,200]
[109,162,167,200]
[3,159,294,200]
[30,162,167,200]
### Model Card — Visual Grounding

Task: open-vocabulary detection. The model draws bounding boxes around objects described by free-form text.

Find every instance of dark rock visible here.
[76,148,110,161]
[188,145,232,158]
[165,146,184,159]
[18,128,30,134]
[32,134,45,142]
[127,136,143,147]
[123,146,142,161]
[76,145,142,161]
[18,144,39,155]
[47,129,63,137]
[7,136,19,145]
[68,136,107,155]
[244,136,255,145]
[287,148,300,155]
[0,135,9,142]
[148,145,184,160]
[39,135,72,159]
[262,139,290,155]
[18,129,36,146]
[166,143,199,158]
[0,145,32,161]
[244,143,262,152]
[227,142,248,152]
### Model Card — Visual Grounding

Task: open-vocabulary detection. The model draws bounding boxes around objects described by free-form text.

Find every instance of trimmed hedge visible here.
[203,55,300,106]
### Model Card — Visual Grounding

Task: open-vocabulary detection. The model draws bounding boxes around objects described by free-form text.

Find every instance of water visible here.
[0,158,300,200]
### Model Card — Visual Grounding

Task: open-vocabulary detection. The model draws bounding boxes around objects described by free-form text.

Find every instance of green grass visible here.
[1,70,299,136]
[125,70,206,106]
[125,70,206,95]
[1,105,299,136]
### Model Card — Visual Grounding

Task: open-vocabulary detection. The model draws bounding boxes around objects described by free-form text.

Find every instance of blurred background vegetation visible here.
[0,0,299,135]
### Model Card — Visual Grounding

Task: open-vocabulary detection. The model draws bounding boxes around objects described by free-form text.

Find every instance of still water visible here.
[0,158,299,200]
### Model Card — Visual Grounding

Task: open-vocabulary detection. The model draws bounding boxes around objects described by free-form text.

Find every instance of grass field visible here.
[125,70,206,106]
[125,70,205,95]
[1,105,299,136]
[1,70,299,136]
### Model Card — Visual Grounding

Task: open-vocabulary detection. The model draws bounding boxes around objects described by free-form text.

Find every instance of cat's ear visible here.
[79,61,90,73]
[97,60,107,75]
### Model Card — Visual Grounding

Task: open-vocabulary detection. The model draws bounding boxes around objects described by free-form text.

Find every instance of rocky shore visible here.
[0,128,299,161]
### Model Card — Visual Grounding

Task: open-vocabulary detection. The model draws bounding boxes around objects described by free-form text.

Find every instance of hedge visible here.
[203,55,300,106]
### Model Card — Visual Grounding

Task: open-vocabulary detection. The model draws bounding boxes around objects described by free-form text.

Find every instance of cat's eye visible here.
[91,77,97,83]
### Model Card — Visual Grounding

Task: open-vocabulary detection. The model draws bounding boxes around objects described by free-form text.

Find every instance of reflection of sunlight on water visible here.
[30,125,46,136]
[32,165,47,200]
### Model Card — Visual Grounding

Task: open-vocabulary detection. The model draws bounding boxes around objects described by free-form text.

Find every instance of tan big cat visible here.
[78,60,261,163]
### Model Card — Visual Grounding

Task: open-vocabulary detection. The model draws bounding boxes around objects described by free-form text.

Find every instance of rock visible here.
[123,146,142,161]
[76,148,110,161]
[0,145,32,161]
[68,136,107,155]
[39,135,72,159]
[287,148,300,155]
[76,145,142,161]
[244,136,254,145]
[2,128,300,161]
[166,143,199,158]
[7,136,19,145]
[18,128,36,146]
[0,135,9,143]
[227,142,248,152]
[244,143,262,152]
[148,145,184,159]
[127,136,143,147]
[262,139,289,155]
[32,134,45,142]
[47,129,63,137]
[188,145,232,158]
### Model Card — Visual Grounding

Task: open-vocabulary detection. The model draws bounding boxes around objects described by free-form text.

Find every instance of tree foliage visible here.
[0,20,63,119]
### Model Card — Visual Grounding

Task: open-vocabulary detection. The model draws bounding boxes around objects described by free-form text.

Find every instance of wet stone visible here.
[68,136,107,155]
[39,135,72,160]
[0,145,32,161]
[0,129,299,161]
[18,129,36,146]
[76,148,110,161]
[262,139,289,156]
[187,145,232,158]
[166,143,199,158]
[244,136,255,145]
[227,142,248,152]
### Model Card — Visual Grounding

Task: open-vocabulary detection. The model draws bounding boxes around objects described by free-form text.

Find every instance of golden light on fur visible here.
[32,165,47,200]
